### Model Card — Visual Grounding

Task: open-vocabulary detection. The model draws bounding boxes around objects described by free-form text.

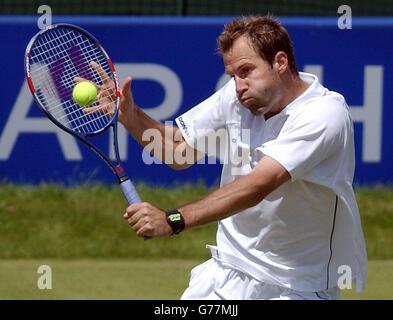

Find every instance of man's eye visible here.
[240,68,250,77]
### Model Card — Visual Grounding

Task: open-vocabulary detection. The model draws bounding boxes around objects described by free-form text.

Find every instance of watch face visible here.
[166,210,185,235]
[168,213,181,222]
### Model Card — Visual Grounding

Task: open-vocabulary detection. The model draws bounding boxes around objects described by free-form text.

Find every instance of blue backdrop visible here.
[0,16,392,186]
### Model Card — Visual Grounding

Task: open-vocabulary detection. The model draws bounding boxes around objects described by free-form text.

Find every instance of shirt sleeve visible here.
[175,79,233,155]
[257,97,350,181]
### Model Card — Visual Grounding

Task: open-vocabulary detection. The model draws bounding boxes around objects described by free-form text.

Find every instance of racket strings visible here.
[29,27,118,135]
[49,29,113,130]
[31,34,110,133]
[31,31,80,65]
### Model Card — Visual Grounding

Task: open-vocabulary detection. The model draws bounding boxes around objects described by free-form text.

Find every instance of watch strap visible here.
[165,209,185,235]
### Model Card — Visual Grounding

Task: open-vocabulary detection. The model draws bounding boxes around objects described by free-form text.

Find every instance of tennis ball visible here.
[72,81,97,106]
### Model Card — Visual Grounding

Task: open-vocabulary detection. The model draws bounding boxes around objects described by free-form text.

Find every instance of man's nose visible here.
[235,76,247,97]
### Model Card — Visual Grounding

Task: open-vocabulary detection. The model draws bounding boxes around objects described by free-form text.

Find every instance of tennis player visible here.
[121,16,367,300]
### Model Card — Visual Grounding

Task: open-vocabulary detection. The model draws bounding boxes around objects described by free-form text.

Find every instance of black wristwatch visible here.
[165,209,185,235]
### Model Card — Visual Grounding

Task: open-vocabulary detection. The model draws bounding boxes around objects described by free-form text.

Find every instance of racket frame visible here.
[24,24,141,202]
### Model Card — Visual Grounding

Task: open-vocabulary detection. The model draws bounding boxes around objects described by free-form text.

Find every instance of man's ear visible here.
[274,51,289,74]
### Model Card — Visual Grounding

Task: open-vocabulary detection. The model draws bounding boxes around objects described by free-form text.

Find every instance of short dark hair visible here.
[218,16,298,74]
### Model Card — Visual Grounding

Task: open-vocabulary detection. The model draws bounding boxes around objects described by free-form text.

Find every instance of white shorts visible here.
[181,258,340,300]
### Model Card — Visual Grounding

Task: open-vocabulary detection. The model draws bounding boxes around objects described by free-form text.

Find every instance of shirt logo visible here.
[178,117,190,138]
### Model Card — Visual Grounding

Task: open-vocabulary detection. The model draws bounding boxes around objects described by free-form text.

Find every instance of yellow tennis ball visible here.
[72,81,97,106]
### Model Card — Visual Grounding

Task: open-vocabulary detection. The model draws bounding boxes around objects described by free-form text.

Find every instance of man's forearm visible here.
[122,106,170,149]
[123,156,290,238]
[179,175,267,229]
[178,156,291,229]
[122,106,193,169]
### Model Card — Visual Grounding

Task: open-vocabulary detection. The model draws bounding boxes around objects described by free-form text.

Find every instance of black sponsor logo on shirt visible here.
[178,117,190,138]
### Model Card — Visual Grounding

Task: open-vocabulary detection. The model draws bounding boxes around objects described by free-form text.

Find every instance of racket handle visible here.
[119,179,152,241]
[120,178,141,204]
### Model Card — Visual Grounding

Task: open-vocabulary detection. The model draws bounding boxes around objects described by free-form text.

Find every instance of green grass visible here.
[0,259,196,299]
[0,183,392,300]
[340,260,393,300]
[355,185,393,259]
[0,183,392,260]
[0,259,391,300]
[0,183,216,259]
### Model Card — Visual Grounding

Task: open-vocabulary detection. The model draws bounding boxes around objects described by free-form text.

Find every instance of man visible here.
[89,16,367,300]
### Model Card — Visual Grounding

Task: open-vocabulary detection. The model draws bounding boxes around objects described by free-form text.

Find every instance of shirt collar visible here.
[282,72,327,115]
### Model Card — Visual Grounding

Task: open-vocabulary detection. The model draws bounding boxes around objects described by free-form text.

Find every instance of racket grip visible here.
[120,179,152,241]
[120,178,141,204]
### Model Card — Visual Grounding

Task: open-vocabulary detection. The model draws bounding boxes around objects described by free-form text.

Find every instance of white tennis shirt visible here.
[175,73,367,292]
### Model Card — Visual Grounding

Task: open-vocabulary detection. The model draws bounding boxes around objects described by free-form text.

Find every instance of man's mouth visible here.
[240,96,252,105]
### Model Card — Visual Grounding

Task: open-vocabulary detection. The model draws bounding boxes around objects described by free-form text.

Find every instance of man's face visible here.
[223,35,281,116]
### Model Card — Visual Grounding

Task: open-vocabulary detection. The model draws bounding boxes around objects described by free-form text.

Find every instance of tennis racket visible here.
[25,23,148,238]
